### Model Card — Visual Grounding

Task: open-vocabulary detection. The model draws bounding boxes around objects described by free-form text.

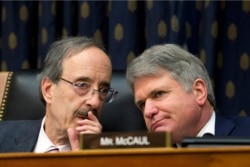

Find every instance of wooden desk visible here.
[1,147,250,167]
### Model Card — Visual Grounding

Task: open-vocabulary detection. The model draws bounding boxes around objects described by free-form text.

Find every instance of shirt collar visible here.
[197,111,215,137]
[33,117,71,153]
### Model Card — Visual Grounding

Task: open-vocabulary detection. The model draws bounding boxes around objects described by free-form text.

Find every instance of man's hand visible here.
[67,128,80,151]
[75,111,102,134]
[67,111,102,151]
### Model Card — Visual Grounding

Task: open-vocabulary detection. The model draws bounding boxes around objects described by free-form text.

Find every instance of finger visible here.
[76,117,101,127]
[87,111,99,121]
[79,129,101,134]
[67,128,80,151]
[76,124,102,133]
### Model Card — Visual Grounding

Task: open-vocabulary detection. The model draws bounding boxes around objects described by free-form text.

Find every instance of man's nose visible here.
[84,90,102,108]
[143,99,157,118]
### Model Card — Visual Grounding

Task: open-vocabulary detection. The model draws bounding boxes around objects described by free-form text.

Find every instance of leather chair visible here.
[0,70,147,132]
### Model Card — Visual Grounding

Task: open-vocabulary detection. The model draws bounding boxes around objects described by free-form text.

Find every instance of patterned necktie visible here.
[46,146,59,153]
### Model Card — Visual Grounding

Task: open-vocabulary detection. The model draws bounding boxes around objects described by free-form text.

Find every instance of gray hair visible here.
[37,36,106,104]
[126,44,216,108]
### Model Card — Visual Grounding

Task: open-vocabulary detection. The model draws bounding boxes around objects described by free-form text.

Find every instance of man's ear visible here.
[192,79,207,106]
[41,77,53,104]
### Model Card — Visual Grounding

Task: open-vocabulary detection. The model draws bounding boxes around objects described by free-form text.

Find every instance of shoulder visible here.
[222,114,250,124]
[0,119,42,126]
[0,119,42,152]
[215,112,250,136]
[0,119,42,135]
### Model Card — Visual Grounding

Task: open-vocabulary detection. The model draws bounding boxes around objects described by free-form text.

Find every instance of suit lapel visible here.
[7,119,42,152]
[8,136,39,152]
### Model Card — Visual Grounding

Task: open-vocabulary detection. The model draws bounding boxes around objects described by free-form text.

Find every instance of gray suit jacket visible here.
[0,119,42,152]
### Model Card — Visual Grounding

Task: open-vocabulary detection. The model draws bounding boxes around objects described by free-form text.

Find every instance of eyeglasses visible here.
[60,77,118,103]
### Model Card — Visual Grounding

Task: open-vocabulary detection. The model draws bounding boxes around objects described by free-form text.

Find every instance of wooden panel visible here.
[1,147,250,167]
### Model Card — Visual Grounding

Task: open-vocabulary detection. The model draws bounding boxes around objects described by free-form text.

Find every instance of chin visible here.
[153,127,170,132]
[153,126,173,132]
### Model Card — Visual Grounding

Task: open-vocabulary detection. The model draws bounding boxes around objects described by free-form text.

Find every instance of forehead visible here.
[133,70,179,97]
[61,47,112,80]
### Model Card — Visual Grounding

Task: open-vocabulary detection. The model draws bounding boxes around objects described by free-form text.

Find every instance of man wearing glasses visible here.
[0,36,118,153]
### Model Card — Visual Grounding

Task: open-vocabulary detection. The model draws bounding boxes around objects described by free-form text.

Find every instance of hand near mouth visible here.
[68,111,102,151]
[75,111,102,133]
[75,110,98,120]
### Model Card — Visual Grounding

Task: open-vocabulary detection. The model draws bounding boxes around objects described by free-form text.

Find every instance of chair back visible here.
[0,70,147,132]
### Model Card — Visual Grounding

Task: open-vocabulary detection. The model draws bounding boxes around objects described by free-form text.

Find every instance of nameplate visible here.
[79,131,172,149]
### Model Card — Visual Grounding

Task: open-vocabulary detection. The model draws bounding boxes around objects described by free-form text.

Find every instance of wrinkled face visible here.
[42,47,112,131]
[133,69,204,144]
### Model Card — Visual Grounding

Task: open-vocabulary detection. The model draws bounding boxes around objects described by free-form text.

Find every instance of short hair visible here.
[37,36,106,104]
[126,44,216,108]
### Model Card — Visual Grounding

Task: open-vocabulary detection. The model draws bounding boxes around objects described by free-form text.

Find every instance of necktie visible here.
[46,146,59,153]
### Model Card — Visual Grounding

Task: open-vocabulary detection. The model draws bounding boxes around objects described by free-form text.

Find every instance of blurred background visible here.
[0,1,250,117]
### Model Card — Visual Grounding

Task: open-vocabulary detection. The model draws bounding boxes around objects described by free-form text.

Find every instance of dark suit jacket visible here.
[215,113,250,136]
[1,113,250,152]
[0,119,42,152]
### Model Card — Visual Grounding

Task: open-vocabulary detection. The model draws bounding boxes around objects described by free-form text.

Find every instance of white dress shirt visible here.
[196,111,215,137]
[33,117,71,153]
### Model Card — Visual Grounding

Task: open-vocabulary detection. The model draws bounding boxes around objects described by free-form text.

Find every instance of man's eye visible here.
[74,82,89,88]
[154,91,164,98]
[99,87,109,94]
[137,102,145,111]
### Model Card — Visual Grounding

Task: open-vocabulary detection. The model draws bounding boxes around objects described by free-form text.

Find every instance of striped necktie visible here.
[46,146,59,153]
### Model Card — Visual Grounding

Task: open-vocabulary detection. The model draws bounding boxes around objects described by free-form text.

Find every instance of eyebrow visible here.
[135,89,158,106]
[75,76,110,88]
[100,81,110,88]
